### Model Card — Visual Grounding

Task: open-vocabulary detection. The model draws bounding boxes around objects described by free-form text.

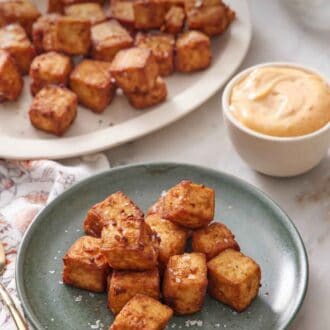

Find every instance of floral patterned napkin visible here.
[0,155,109,329]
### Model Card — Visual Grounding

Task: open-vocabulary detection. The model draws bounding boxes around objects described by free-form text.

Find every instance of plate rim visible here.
[1,0,251,160]
[16,162,308,329]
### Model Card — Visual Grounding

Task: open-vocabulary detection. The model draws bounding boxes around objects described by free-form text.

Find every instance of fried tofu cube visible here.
[135,32,174,76]
[192,222,240,260]
[110,0,135,27]
[145,214,188,272]
[207,249,261,312]
[163,253,207,315]
[50,15,91,55]
[111,47,159,93]
[110,294,173,330]
[62,236,110,292]
[133,0,167,30]
[48,0,105,13]
[0,24,35,75]
[187,6,235,37]
[0,50,23,102]
[29,51,73,96]
[161,180,215,229]
[162,6,185,34]
[125,76,167,109]
[108,268,160,314]
[84,191,144,237]
[101,217,159,271]
[70,60,115,113]
[175,31,212,73]
[64,3,106,25]
[29,85,77,136]
[32,14,56,53]
[91,20,133,62]
[0,0,41,36]
[32,14,91,55]
[185,0,235,36]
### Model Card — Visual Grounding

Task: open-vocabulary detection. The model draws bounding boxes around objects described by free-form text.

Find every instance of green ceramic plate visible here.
[16,163,308,330]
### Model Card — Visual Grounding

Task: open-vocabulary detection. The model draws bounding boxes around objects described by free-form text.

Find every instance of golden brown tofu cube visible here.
[0,0,41,36]
[161,180,215,229]
[50,15,91,55]
[192,222,240,260]
[110,0,135,27]
[145,214,188,271]
[175,30,212,73]
[111,47,159,93]
[208,249,261,312]
[70,60,115,113]
[162,6,185,34]
[187,5,235,36]
[62,236,110,292]
[110,294,173,330]
[64,3,106,25]
[0,50,23,102]
[135,32,174,77]
[29,85,77,136]
[101,217,159,271]
[0,24,35,75]
[32,14,56,53]
[48,0,105,13]
[84,191,144,237]
[108,268,160,314]
[133,0,167,30]
[91,20,133,62]
[163,253,207,315]
[29,51,73,96]
[32,14,91,55]
[125,76,167,109]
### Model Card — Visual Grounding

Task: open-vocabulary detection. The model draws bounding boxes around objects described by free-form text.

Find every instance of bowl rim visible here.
[222,61,330,142]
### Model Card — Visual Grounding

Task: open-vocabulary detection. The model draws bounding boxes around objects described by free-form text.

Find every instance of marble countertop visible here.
[105,1,330,329]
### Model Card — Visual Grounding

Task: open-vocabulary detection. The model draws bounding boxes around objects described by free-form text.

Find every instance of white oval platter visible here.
[0,0,251,159]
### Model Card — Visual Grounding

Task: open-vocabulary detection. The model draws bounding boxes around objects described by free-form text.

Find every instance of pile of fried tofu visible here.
[62,180,261,329]
[0,0,235,136]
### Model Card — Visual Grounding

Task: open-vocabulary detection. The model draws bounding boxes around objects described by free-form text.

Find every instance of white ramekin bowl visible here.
[222,62,330,177]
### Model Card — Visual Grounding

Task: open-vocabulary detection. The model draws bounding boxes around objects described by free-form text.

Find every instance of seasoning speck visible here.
[90,320,101,329]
